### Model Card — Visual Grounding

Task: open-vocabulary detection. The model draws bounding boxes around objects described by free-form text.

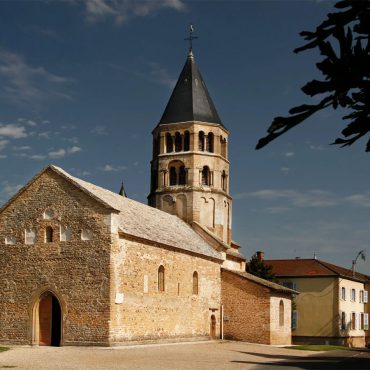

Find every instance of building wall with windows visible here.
[109,236,221,343]
[0,168,112,346]
[0,165,225,346]
[338,278,368,347]
[274,275,368,347]
[148,122,232,245]
[221,269,293,345]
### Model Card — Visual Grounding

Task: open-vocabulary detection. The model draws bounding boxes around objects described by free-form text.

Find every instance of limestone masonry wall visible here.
[0,169,112,345]
[109,236,221,343]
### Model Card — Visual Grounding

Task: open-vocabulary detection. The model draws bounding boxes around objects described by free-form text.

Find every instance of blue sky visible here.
[0,0,369,274]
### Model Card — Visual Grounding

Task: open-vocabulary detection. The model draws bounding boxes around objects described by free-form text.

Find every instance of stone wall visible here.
[269,295,292,345]
[148,121,232,245]
[109,235,221,344]
[221,269,271,344]
[0,169,112,345]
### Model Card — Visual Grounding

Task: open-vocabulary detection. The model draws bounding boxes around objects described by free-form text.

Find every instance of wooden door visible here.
[210,315,216,339]
[39,294,52,346]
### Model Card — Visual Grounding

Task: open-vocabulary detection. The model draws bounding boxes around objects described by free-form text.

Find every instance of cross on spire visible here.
[184,24,198,52]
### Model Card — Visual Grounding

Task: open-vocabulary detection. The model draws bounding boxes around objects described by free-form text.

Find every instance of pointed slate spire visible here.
[118,181,127,197]
[159,50,223,127]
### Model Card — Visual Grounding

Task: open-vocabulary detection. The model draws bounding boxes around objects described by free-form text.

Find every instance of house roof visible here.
[221,268,298,295]
[1,165,223,261]
[158,50,224,127]
[265,258,370,283]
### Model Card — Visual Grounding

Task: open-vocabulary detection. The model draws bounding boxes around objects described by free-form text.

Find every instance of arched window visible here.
[220,137,227,158]
[279,300,284,326]
[45,226,53,243]
[168,160,185,186]
[166,133,173,153]
[202,166,210,186]
[207,133,214,153]
[179,166,186,185]
[175,132,182,152]
[169,167,177,186]
[184,131,190,151]
[221,170,227,191]
[198,131,205,151]
[193,271,199,295]
[158,265,165,292]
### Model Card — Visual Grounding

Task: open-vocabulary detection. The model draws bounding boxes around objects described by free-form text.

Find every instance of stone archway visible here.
[31,289,64,346]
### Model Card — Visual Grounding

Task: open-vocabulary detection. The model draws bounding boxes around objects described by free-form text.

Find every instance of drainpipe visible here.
[221,304,224,340]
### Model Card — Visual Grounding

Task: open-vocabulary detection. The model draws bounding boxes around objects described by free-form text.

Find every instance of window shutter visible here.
[364,291,368,303]
[364,313,369,330]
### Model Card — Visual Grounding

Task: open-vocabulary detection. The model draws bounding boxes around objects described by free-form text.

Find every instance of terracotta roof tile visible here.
[265,258,370,282]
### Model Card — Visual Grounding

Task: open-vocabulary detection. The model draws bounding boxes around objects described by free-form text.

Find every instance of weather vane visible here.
[184,24,198,51]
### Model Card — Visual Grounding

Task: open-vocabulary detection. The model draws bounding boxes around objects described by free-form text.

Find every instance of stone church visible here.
[0,49,294,347]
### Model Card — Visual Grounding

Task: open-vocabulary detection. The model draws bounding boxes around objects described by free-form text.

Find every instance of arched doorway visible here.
[210,315,216,339]
[38,292,61,346]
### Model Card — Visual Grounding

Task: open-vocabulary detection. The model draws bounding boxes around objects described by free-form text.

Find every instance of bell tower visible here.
[148,49,232,245]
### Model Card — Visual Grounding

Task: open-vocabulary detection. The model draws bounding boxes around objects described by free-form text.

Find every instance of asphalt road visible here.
[0,341,369,369]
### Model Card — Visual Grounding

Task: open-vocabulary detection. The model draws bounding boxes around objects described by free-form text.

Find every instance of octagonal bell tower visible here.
[148,49,232,245]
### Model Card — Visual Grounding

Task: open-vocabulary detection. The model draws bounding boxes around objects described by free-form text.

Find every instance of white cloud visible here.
[0,49,72,105]
[48,148,66,158]
[285,152,294,157]
[281,167,290,174]
[100,164,127,172]
[0,154,7,159]
[48,146,82,159]
[31,154,47,160]
[0,124,27,138]
[345,193,370,208]
[13,145,32,151]
[235,189,338,208]
[68,146,82,154]
[84,0,185,24]
[0,182,23,198]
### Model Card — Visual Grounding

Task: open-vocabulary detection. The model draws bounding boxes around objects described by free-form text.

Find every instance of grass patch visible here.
[286,345,349,351]
[0,348,9,353]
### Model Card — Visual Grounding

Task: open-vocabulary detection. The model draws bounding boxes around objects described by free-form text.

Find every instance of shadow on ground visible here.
[231,350,370,370]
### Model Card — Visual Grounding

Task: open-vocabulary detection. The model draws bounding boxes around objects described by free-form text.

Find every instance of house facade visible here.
[266,258,369,347]
[0,49,294,347]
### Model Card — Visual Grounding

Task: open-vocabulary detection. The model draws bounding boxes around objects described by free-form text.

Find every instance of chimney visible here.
[256,251,264,261]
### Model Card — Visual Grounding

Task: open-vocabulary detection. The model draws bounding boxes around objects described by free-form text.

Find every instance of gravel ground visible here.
[0,340,368,370]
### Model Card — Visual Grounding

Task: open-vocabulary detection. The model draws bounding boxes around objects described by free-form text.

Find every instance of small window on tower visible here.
[201,166,210,186]
[179,166,186,185]
[184,131,190,151]
[166,133,173,153]
[198,131,205,151]
[175,132,182,152]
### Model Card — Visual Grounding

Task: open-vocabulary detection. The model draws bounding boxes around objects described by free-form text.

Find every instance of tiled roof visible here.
[222,268,297,294]
[265,258,370,283]
[51,166,222,261]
